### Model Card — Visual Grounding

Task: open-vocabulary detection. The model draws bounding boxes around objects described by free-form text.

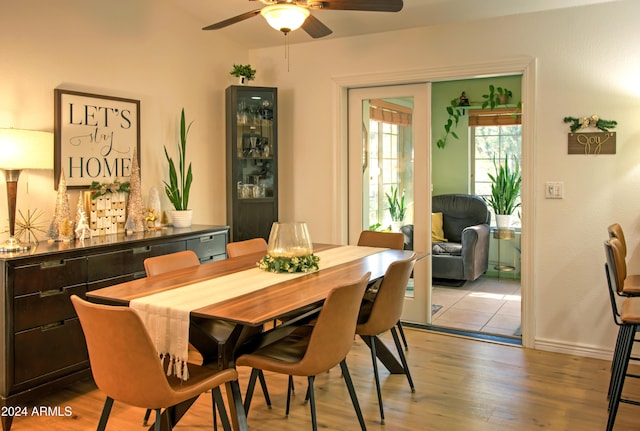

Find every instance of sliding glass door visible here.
[348,84,431,324]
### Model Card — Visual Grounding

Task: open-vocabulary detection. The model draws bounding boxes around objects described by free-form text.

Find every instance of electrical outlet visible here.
[545,182,564,199]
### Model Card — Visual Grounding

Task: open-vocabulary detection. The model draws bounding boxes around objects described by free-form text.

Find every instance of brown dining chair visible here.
[607,223,640,296]
[357,230,410,350]
[142,250,206,424]
[357,230,405,250]
[143,249,270,425]
[70,295,247,431]
[356,254,417,424]
[226,237,268,258]
[144,249,200,276]
[236,273,371,431]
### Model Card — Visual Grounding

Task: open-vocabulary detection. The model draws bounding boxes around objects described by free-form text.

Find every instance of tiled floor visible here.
[431,275,521,337]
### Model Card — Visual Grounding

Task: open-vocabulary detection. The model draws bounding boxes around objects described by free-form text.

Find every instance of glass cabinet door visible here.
[226,86,278,241]
[235,89,275,199]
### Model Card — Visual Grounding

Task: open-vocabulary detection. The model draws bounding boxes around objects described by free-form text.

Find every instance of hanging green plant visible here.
[481,85,513,109]
[436,98,465,149]
[436,85,522,149]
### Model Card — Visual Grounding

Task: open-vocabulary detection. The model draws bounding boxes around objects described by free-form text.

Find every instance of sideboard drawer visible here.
[87,242,185,281]
[14,284,86,332]
[14,318,87,385]
[88,273,136,292]
[12,257,87,296]
[0,225,228,421]
[188,232,227,261]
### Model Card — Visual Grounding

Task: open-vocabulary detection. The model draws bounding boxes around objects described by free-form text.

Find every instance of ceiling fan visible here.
[202,0,404,39]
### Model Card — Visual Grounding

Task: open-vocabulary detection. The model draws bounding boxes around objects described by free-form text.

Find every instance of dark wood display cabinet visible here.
[0,225,229,431]
[225,85,278,241]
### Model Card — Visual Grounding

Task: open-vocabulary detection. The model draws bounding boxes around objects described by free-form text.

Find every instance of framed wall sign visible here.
[54,89,140,189]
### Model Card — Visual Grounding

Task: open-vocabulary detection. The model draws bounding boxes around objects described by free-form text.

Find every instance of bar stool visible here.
[603,238,640,431]
[608,223,640,296]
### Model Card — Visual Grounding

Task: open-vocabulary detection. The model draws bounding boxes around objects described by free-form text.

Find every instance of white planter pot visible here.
[495,214,514,230]
[171,209,193,228]
[391,221,404,232]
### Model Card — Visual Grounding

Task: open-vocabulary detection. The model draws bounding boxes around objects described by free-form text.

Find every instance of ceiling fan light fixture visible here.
[261,4,310,34]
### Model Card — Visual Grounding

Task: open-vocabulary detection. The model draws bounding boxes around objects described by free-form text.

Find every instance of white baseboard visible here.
[535,338,612,361]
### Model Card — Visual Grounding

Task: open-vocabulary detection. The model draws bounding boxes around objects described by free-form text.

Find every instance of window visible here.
[368,120,401,228]
[365,98,414,230]
[470,111,522,228]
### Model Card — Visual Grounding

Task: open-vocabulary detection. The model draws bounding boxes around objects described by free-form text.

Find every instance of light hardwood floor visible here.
[8,328,637,431]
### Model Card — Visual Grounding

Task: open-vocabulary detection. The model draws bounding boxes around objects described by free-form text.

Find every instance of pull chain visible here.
[284,32,290,72]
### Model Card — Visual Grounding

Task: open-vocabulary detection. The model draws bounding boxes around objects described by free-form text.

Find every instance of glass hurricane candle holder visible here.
[259,222,319,273]
[267,222,313,257]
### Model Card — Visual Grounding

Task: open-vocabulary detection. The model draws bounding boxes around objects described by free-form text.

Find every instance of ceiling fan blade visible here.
[320,0,403,12]
[202,10,262,30]
[302,14,333,38]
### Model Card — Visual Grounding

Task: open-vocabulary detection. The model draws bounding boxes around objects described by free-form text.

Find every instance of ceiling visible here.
[170,0,617,49]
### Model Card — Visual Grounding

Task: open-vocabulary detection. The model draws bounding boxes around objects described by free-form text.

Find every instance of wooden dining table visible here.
[86,243,422,430]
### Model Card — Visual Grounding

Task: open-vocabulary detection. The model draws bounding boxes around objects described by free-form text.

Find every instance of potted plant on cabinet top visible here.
[386,186,406,231]
[230,64,256,85]
[164,108,193,228]
[484,155,521,230]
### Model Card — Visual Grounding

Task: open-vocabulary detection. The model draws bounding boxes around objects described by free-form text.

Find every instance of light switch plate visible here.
[545,182,564,199]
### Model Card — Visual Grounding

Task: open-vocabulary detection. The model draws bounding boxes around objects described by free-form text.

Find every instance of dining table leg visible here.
[358,334,405,374]
[225,380,249,431]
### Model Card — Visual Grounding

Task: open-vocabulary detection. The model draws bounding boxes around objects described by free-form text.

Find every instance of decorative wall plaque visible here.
[568,132,616,155]
[54,89,140,189]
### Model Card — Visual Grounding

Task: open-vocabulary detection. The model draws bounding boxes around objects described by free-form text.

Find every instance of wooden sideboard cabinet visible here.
[0,225,229,431]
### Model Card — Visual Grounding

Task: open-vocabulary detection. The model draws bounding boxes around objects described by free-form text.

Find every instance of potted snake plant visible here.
[386,186,406,231]
[485,155,521,230]
[164,108,193,228]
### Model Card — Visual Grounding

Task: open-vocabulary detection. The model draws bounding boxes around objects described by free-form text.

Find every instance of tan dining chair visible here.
[603,239,640,431]
[236,273,371,431]
[70,295,247,431]
[226,237,268,258]
[142,250,206,425]
[144,249,200,276]
[356,254,416,425]
[607,223,640,296]
[357,230,405,250]
[357,230,410,350]
[143,249,270,425]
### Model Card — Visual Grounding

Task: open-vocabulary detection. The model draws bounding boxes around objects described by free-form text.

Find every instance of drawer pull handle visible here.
[41,321,64,332]
[40,260,66,269]
[200,234,219,243]
[40,288,65,298]
[133,246,151,254]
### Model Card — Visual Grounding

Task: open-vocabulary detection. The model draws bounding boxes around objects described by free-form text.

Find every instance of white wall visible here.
[0,0,249,226]
[248,0,640,357]
[3,0,640,357]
